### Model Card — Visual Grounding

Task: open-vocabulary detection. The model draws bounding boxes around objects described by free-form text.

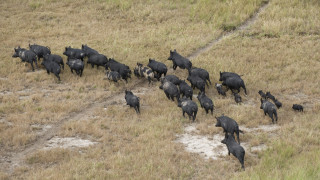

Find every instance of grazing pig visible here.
[105,58,131,83]
[87,54,108,69]
[178,80,193,100]
[222,76,247,95]
[41,59,61,81]
[215,115,243,144]
[12,47,38,71]
[292,104,303,112]
[219,71,242,82]
[63,46,85,61]
[135,63,154,84]
[221,134,245,170]
[233,92,242,104]
[159,79,180,102]
[29,44,51,62]
[266,92,276,102]
[147,59,167,80]
[66,59,84,77]
[197,92,214,114]
[105,70,121,82]
[258,90,267,99]
[81,44,99,58]
[162,75,181,85]
[260,99,278,124]
[43,54,64,69]
[167,49,192,70]
[177,97,198,121]
[188,67,211,86]
[215,83,226,96]
[125,90,140,114]
[187,74,205,93]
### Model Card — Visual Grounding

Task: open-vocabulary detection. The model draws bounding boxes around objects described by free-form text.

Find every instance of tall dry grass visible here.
[0,0,264,151]
[1,0,320,179]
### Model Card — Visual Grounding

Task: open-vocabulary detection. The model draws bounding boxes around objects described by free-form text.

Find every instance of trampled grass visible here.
[1,0,320,179]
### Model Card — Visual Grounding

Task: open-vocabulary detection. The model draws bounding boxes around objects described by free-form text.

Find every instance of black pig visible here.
[292,104,303,112]
[178,97,198,121]
[260,99,278,124]
[197,92,214,114]
[215,115,243,144]
[147,59,167,80]
[167,49,192,70]
[221,134,245,170]
[178,80,193,100]
[41,59,61,81]
[159,79,180,102]
[66,58,84,77]
[29,44,51,62]
[12,47,38,71]
[125,90,140,114]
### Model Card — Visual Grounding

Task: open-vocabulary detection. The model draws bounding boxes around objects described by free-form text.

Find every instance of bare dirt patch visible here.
[0,118,13,126]
[176,131,227,160]
[43,136,97,150]
[176,123,279,160]
[240,124,280,133]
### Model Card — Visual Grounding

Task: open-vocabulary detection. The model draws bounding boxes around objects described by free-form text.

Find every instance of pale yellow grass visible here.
[1,0,320,179]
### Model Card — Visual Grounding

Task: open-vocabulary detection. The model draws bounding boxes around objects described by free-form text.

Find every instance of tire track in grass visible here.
[187,1,269,59]
[1,1,270,175]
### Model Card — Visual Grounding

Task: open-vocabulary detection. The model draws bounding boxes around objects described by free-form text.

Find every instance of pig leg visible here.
[173,63,177,70]
[236,130,240,144]
[55,74,61,81]
[207,77,211,85]
[268,111,274,124]
[30,62,35,72]
[34,59,38,69]
[239,153,245,170]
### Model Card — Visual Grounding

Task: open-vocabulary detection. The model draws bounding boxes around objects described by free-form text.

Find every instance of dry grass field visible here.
[0,0,320,179]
